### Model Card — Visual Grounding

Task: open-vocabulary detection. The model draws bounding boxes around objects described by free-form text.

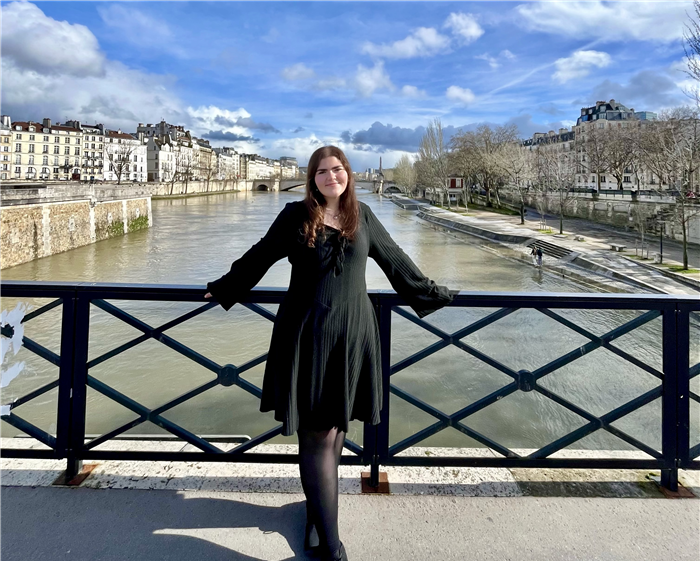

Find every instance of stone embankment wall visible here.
[515,193,700,245]
[1,185,151,269]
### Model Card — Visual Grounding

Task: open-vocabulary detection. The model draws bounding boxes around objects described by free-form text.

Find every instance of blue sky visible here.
[0,1,693,169]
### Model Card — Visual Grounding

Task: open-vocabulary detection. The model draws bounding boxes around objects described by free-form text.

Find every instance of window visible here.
[54,157,59,165]
[42,156,48,165]
[134,155,138,162]
[2,164,7,171]
[601,176,606,182]
[91,143,95,149]
[65,137,70,144]
[65,147,70,155]
[623,176,631,183]
[3,137,8,143]
[29,134,35,141]
[15,167,21,173]
[28,155,34,165]
[54,146,59,154]
[15,143,21,152]
[28,144,35,153]
[55,137,60,143]
[43,136,49,142]
[75,148,80,155]
[64,158,69,166]
[54,168,59,174]
[15,155,21,164]
[15,133,21,140]
[591,176,596,182]
[2,146,6,152]
[42,145,48,153]
[76,138,81,145]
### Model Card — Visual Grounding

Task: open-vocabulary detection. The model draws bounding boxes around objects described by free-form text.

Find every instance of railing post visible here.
[370,299,392,487]
[57,297,76,471]
[675,304,691,471]
[661,305,679,491]
[66,292,91,480]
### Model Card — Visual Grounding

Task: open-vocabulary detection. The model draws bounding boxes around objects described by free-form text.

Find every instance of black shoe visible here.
[304,522,320,552]
[321,542,347,561]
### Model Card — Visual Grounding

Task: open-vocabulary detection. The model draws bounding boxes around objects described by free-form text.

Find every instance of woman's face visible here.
[315,156,348,202]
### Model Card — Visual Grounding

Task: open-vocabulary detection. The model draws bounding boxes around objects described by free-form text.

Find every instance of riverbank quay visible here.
[1,184,152,269]
[393,196,700,295]
[2,485,698,561]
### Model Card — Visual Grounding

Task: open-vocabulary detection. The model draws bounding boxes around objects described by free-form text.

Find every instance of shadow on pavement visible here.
[1,486,312,561]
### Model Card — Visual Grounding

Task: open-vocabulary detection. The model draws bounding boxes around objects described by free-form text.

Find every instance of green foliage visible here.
[128,215,149,232]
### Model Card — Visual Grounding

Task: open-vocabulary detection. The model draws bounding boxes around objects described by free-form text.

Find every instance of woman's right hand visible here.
[204,292,212,299]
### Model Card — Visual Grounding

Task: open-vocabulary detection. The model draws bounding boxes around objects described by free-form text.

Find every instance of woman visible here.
[205,146,454,561]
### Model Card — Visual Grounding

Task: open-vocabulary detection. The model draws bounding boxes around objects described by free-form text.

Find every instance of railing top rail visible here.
[1,280,698,306]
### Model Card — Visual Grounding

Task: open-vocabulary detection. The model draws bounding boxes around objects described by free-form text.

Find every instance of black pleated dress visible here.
[207,200,454,436]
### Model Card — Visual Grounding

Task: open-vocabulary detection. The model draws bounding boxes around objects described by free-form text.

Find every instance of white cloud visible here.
[354,62,394,98]
[515,1,689,43]
[281,63,315,81]
[476,49,516,69]
[361,27,451,59]
[475,54,500,69]
[553,50,611,83]
[446,86,476,105]
[444,12,484,44]
[401,85,427,98]
[2,2,105,77]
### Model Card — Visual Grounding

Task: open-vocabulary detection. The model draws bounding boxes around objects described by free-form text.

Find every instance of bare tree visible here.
[393,154,417,196]
[418,118,451,207]
[605,123,639,190]
[200,149,217,192]
[106,142,135,185]
[496,141,534,224]
[579,123,612,191]
[176,150,195,194]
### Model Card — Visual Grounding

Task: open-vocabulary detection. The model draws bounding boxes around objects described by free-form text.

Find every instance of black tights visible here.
[297,427,346,553]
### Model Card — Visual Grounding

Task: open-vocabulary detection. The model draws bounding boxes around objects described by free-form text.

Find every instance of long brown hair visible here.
[302,145,359,247]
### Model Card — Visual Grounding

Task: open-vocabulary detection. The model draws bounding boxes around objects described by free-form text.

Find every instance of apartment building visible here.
[104,130,147,183]
[1,115,12,180]
[9,118,83,181]
[214,147,241,180]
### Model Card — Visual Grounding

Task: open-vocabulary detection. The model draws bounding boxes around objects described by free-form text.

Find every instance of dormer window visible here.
[29,126,35,132]
[14,126,21,131]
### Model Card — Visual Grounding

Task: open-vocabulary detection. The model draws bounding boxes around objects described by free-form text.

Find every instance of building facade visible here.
[103,130,147,183]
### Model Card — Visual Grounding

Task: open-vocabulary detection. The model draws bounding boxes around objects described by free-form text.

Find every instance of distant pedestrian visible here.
[536,247,543,267]
[530,246,537,266]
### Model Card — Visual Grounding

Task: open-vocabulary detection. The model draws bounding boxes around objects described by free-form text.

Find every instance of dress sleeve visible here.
[206,202,298,310]
[366,205,455,318]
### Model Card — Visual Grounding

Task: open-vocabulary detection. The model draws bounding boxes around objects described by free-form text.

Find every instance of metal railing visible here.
[1,282,698,491]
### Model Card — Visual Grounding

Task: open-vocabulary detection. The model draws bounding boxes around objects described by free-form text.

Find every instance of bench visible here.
[609,244,627,252]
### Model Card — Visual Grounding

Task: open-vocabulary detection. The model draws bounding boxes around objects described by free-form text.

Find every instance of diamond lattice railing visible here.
[1,298,64,450]
[81,298,364,457]
[387,305,664,461]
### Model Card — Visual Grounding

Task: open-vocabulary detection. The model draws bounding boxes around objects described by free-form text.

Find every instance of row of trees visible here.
[395,108,700,268]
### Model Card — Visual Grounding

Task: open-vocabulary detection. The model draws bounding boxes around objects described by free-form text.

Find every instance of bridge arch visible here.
[254,184,269,191]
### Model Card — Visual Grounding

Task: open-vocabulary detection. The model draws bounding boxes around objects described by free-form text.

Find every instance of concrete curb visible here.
[620,255,700,291]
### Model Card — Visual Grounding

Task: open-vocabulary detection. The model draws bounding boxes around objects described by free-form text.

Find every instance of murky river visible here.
[2,190,698,452]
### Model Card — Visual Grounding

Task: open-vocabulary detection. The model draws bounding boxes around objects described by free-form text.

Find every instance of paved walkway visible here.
[406,199,700,296]
[2,486,698,561]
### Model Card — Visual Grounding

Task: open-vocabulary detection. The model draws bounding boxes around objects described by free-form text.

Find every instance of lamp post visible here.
[657,220,665,264]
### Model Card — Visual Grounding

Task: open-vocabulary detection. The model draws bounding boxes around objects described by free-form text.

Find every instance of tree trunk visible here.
[520,201,525,225]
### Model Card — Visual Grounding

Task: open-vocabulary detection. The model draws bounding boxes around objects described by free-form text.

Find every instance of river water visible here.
[2,190,698,452]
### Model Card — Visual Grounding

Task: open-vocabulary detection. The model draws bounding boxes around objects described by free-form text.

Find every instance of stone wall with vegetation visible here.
[1,197,151,269]
[519,194,700,245]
